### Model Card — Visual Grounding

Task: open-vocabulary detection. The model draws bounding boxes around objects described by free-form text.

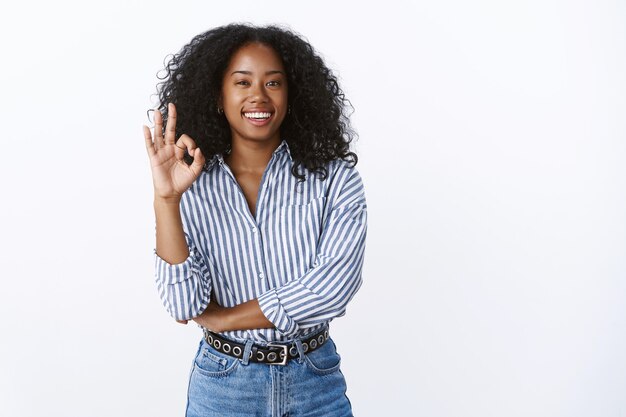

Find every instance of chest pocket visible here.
[277,196,327,276]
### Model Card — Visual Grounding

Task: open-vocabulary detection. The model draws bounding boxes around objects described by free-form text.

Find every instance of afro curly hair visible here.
[151,23,358,182]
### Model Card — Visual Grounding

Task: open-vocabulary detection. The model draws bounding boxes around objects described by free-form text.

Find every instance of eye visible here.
[266,80,281,87]
[236,80,250,86]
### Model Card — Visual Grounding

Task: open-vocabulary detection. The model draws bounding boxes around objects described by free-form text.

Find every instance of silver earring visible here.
[288,105,291,115]
[217,107,224,115]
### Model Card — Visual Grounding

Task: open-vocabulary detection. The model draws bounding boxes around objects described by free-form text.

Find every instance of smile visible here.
[242,111,274,126]
[244,112,272,119]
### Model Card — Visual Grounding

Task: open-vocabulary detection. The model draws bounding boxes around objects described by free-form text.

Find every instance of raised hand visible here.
[143,103,205,202]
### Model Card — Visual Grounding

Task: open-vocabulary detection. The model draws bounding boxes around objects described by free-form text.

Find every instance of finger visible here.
[164,103,176,145]
[176,319,188,325]
[143,125,156,158]
[175,134,198,159]
[190,147,206,176]
[154,108,165,149]
[176,133,198,150]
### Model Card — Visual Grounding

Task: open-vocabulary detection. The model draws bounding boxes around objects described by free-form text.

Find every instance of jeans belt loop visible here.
[294,338,306,364]
[241,339,254,366]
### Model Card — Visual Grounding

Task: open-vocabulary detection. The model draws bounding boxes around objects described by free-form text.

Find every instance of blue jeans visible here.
[185,326,354,417]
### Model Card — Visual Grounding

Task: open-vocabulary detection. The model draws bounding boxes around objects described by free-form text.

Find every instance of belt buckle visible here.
[266,343,288,366]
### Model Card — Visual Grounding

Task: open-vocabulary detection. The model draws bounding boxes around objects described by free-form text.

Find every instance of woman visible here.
[143,23,367,417]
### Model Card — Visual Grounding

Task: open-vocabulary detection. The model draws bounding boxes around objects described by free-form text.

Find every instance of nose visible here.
[248,83,269,103]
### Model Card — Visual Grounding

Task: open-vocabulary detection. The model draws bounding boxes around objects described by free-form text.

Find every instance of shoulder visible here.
[323,159,364,189]
[317,159,366,207]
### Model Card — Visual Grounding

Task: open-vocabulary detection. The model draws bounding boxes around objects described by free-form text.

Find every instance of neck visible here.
[225,137,281,174]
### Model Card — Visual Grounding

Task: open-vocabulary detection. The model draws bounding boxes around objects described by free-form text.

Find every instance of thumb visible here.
[190,147,206,174]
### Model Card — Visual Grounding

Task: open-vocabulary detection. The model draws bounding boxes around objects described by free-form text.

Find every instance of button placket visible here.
[251,225,266,281]
[253,164,275,286]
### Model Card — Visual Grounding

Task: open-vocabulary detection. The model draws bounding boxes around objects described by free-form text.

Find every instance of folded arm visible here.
[193,167,367,335]
[255,166,368,338]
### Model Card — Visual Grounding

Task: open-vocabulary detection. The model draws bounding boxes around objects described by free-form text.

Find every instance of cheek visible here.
[222,90,244,108]
[273,91,288,109]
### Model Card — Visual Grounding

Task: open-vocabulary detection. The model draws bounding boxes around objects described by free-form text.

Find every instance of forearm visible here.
[205,298,275,333]
[227,298,275,331]
[154,197,189,264]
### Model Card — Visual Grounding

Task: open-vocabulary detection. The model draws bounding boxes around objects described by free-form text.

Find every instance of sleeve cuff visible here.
[154,245,200,285]
[257,289,300,337]
[153,244,211,321]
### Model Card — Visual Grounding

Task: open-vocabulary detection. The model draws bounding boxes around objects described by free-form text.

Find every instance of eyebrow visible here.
[230,70,285,76]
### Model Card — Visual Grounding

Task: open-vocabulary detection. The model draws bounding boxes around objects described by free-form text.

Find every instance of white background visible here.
[1,1,625,416]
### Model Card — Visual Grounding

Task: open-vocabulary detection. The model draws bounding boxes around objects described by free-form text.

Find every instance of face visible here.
[220,42,288,146]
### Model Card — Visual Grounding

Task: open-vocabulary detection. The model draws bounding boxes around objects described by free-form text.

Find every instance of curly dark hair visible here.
[151,23,358,182]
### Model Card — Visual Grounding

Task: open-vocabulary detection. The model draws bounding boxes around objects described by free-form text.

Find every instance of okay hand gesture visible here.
[143,103,205,201]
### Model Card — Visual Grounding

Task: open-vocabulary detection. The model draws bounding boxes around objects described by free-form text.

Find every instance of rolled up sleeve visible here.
[154,237,212,322]
[258,166,368,338]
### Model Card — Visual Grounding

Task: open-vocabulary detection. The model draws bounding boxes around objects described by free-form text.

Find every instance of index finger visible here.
[154,108,165,147]
[164,103,177,145]
[142,125,156,158]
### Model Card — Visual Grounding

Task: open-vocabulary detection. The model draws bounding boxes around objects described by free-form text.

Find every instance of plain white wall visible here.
[1,1,625,416]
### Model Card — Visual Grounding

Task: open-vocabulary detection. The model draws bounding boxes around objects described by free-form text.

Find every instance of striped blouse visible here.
[154,139,368,344]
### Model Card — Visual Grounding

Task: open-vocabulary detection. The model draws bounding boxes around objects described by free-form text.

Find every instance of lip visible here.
[242,109,274,127]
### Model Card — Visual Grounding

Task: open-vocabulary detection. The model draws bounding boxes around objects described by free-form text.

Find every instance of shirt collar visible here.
[205,139,292,171]
[273,139,292,161]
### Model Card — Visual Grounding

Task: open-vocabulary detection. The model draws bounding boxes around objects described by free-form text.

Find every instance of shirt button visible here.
[251,227,257,233]
[258,272,265,279]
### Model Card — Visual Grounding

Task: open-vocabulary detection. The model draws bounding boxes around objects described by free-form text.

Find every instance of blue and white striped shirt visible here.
[154,139,367,344]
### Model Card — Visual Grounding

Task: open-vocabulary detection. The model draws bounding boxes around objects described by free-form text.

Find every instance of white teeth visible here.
[244,112,272,119]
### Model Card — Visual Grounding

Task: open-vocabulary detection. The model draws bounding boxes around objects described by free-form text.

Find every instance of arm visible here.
[153,194,213,321]
[193,296,274,332]
[144,103,211,321]
[258,166,367,337]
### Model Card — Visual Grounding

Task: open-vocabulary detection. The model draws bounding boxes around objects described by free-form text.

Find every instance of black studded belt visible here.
[203,326,329,366]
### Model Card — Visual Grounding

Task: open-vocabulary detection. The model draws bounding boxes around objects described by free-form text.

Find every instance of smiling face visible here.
[220,42,288,147]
